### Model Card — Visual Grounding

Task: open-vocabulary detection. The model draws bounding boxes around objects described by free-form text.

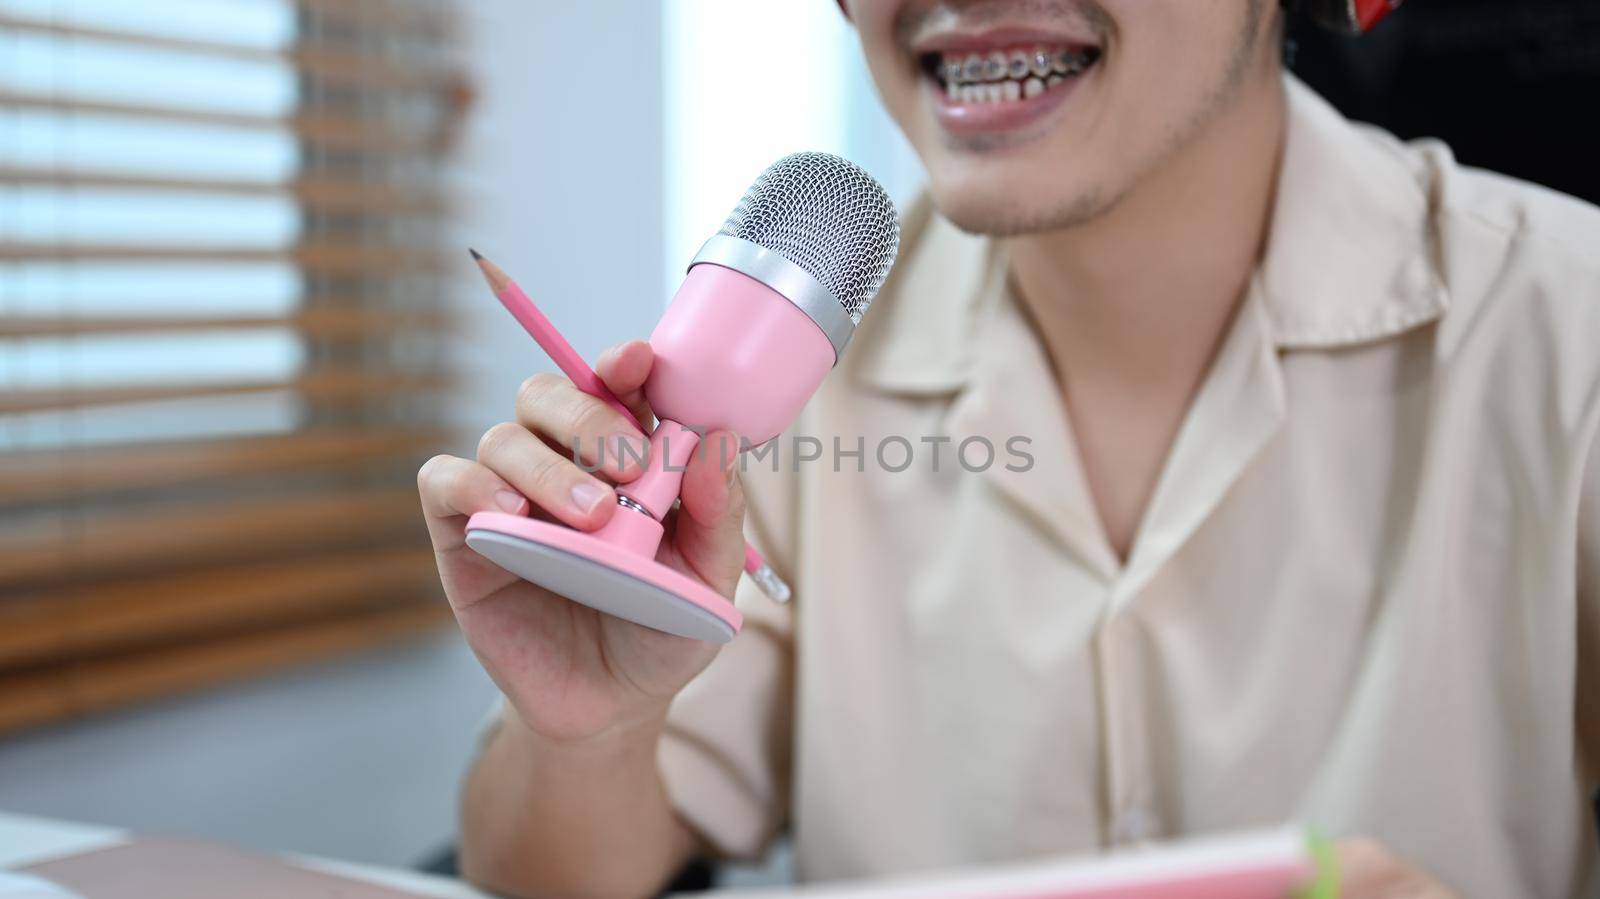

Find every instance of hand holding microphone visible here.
[417,339,741,744]
[418,152,897,741]
[461,153,900,644]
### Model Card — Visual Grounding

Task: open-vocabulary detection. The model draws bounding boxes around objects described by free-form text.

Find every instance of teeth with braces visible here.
[937,45,1099,105]
[1030,49,1053,78]
[983,51,1007,81]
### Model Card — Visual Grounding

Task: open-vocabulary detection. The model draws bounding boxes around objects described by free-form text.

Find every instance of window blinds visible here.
[0,0,465,732]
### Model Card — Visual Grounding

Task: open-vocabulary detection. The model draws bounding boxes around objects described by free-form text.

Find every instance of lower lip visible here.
[927,67,1093,136]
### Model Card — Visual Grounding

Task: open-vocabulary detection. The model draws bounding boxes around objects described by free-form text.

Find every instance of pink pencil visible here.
[469,249,791,603]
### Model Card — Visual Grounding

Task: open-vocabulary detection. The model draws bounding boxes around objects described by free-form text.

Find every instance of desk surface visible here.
[0,811,491,899]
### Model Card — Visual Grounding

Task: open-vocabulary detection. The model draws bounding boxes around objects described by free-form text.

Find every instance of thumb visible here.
[668,430,747,598]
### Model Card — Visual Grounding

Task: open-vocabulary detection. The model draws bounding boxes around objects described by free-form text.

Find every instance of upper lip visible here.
[909,25,1102,57]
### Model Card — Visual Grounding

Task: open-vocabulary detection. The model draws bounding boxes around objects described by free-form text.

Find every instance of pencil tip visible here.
[468,247,483,261]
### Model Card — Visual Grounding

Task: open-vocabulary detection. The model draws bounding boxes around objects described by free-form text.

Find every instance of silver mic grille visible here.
[717,152,900,324]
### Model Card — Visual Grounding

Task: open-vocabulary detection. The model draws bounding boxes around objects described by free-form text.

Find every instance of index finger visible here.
[596,340,654,428]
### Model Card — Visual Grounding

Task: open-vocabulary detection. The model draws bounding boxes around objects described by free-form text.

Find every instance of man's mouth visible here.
[921,44,1102,106]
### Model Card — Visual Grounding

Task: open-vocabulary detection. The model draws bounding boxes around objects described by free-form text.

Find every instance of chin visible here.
[926,170,1109,237]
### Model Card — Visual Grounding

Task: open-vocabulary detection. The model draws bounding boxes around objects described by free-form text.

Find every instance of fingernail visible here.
[571,481,608,514]
[610,433,645,467]
[495,489,529,514]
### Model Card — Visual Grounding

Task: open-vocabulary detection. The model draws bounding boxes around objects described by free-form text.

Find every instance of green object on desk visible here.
[1293,831,1339,899]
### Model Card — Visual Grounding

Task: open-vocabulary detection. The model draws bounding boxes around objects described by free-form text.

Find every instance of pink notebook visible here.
[714,827,1333,899]
[21,838,434,899]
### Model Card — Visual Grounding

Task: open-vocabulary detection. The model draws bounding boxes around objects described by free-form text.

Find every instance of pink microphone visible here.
[465,153,901,643]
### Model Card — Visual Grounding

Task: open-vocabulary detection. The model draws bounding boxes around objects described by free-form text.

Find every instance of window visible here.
[0,0,466,732]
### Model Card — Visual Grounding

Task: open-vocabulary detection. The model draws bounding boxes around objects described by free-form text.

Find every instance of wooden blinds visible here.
[0,0,468,732]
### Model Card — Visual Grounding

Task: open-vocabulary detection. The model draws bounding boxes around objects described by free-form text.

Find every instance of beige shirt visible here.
[656,78,1600,897]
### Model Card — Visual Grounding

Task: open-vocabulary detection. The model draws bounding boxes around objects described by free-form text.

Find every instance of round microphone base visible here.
[464,512,741,644]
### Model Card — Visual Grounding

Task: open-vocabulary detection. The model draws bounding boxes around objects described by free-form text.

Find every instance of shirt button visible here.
[1114,807,1153,845]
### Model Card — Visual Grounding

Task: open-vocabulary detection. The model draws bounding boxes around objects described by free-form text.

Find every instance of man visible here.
[417,1,1600,896]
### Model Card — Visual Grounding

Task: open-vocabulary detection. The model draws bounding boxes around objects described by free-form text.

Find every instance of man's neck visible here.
[1002,70,1287,560]
[1006,72,1287,394]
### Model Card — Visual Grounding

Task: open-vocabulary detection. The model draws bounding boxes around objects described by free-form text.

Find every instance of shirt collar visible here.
[846,75,1451,394]
[1259,77,1450,347]
[844,195,998,395]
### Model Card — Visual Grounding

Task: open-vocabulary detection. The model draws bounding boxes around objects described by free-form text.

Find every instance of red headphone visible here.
[833,1,1402,37]
[1292,0,1401,35]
